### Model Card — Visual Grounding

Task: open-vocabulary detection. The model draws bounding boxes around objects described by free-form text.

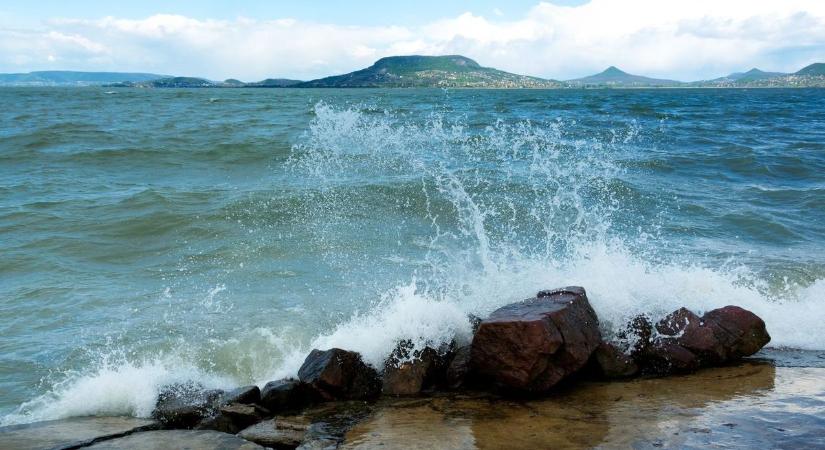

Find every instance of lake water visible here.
[1,87,824,424]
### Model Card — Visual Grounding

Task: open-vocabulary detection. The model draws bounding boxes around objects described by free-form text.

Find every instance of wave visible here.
[3,100,823,426]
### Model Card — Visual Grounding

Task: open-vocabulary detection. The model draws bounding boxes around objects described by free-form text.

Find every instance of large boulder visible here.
[152,383,224,428]
[703,305,771,359]
[469,286,601,392]
[298,348,381,400]
[382,341,451,396]
[220,385,261,406]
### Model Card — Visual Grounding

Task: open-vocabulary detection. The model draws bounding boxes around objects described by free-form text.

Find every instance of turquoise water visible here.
[1,87,824,423]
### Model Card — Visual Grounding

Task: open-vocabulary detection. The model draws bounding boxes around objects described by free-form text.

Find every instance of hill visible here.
[0,71,167,86]
[297,55,560,88]
[724,68,787,82]
[566,66,681,87]
[795,63,825,76]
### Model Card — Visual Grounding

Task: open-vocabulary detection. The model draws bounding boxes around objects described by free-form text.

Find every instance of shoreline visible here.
[2,360,823,449]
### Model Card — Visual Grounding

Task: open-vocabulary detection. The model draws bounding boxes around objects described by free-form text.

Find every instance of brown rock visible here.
[703,305,771,359]
[298,348,381,400]
[656,307,729,364]
[382,341,448,396]
[469,286,601,392]
[590,342,638,378]
[637,340,699,375]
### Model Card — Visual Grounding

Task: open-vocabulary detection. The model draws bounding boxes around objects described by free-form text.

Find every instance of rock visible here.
[469,286,601,392]
[382,341,448,396]
[703,306,770,359]
[220,385,261,405]
[467,314,483,333]
[646,305,771,372]
[152,383,224,428]
[238,417,310,449]
[445,345,473,389]
[297,437,339,449]
[619,314,654,357]
[196,414,241,434]
[590,342,639,378]
[197,403,270,435]
[0,416,157,450]
[86,430,264,449]
[298,348,381,400]
[637,340,700,375]
[261,379,320,412]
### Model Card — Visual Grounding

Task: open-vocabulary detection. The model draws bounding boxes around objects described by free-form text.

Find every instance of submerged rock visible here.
[298,348,381,400]
[382,341,450,396]
[261,379,320,412]
[590,342,639,378]
[152,383,224,428]
[470,286,601,392]
[238,417,310,449]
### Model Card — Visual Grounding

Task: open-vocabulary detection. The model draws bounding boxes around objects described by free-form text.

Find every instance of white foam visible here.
[0,359,233,426]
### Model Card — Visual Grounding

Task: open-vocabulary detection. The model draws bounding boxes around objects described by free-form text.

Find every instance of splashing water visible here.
[2,91,824,425]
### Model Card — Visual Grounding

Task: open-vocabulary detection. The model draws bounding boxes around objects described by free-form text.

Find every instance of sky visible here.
[1,0,824,81]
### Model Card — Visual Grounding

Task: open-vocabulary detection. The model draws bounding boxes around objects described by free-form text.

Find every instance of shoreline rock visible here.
[470,287,601,392]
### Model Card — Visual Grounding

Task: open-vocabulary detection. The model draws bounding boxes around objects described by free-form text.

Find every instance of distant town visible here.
[1,55,824,89]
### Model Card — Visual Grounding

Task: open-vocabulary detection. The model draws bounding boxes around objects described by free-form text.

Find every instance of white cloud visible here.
[1,0,824,81]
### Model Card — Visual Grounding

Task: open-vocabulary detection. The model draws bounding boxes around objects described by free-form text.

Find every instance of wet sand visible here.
[342,361,825,449]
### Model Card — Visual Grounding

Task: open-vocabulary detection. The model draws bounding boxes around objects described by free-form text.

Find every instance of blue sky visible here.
[0,1,823,81]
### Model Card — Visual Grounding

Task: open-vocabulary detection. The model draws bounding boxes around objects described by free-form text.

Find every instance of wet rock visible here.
[382,341,449,396]
[238,417,310,449]
[0,416,157,450]
[646,305,771,372]
[298,348,381,400]
[87,429,264,449]
[703,306,770,359]
[261,379,320,412]
[590,342,639,378]
[637,340,700,375]
[152,383,224,428]
[196,414,241,434]
[470,286,601,392]
[621,314,654,357]
[220,385,261,405]
[467,314,483,333]
[446,344,473,389]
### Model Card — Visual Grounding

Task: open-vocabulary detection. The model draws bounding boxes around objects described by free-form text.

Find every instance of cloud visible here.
[1,1,824,81]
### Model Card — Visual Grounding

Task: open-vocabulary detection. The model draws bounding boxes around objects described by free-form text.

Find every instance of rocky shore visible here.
[1,286,784,449]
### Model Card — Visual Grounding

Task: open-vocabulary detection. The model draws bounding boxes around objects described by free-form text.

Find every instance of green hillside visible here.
[297,55,560,88]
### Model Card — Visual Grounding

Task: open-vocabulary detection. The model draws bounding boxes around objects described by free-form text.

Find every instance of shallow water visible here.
[343,363,825,449]
[1,87,824,424]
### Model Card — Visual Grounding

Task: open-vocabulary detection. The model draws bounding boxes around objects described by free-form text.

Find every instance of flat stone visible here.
[85,429,264,449]
[0,416,156,450]
[238,417,310,449]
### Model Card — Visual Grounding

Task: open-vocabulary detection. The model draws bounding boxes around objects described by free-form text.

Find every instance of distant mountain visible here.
[724,68,787,82]
[246,78,303,87]
[297,55,561,88]
[566,66,681,87]
[0,71,167,86]
[795,63,825,76]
